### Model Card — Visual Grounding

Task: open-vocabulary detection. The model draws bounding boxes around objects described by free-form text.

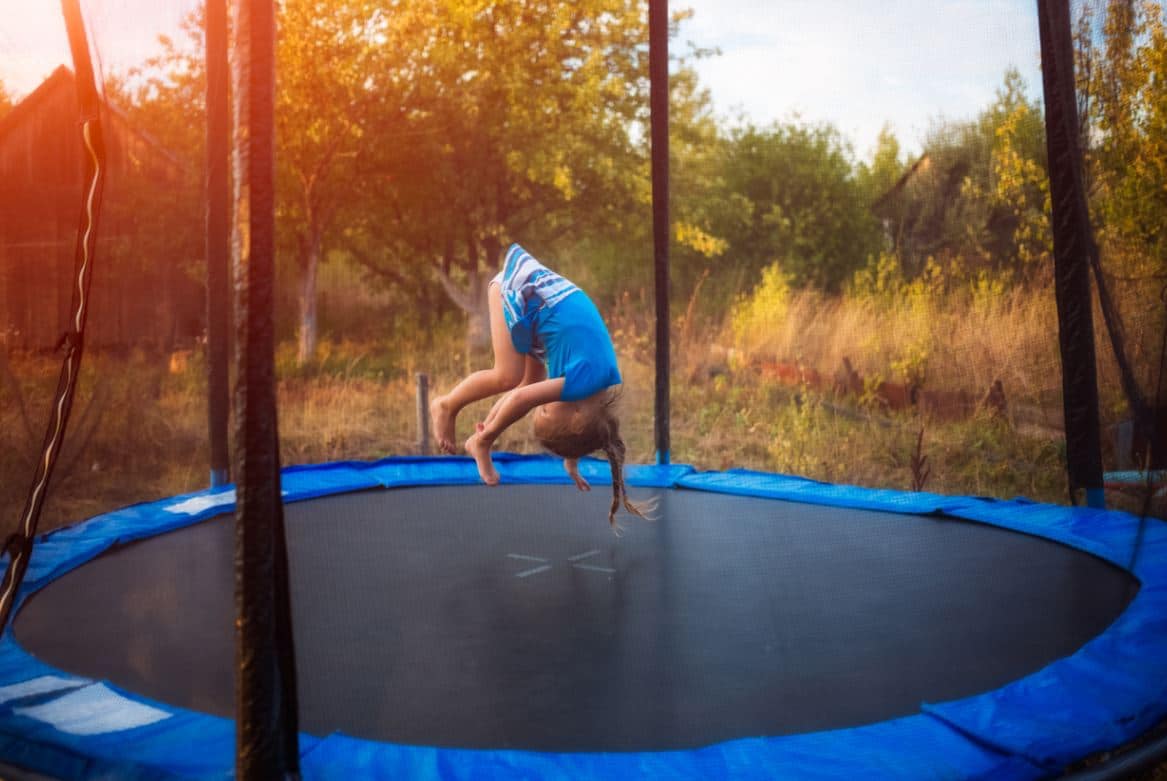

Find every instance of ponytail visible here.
[536,388,655,529]
[602,420,654,529]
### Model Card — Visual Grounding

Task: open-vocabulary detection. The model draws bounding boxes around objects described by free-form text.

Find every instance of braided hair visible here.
[536,389,652,528]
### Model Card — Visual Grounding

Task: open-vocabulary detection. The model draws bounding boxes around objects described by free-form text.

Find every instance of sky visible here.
[0,0,1044,160]
[677,0,1044,157]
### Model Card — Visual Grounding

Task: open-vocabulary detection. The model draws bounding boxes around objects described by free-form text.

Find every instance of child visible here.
[430,243,649,528]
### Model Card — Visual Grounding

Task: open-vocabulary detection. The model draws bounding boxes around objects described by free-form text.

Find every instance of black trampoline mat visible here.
[14,485,1135,751]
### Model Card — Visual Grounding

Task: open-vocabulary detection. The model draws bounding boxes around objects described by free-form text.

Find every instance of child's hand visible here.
[476,422,485,432]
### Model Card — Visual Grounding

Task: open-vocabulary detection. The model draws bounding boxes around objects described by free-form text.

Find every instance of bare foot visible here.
[430,396,456,454]
[464,431,500,486]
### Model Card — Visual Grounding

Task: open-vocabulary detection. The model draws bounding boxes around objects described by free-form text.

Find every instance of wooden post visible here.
[416,372,431,455]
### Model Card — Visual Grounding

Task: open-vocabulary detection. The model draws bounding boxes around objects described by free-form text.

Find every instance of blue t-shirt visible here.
[494,244,621,401]
[534,289,622,401]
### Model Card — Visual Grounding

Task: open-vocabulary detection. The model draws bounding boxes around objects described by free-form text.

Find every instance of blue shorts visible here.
[492,244,579,359]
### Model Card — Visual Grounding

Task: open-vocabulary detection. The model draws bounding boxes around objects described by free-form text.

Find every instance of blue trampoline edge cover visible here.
[0,453,1162,780]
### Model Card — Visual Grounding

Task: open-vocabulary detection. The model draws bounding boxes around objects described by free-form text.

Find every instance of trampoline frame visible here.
[0,453,1164,780]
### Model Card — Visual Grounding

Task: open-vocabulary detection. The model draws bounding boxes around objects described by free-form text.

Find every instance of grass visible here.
[0,345,1091,538]
[2,259,1161,535]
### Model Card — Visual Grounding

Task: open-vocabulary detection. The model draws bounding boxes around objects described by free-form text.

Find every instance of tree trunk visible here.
[297,229,321,365]
[435,264,492,360]
[465,270,492,353]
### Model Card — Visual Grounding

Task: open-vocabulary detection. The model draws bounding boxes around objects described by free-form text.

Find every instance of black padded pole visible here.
[206,0,231,488]
[230,0,300,776]
[1036,0,1105,507]
[649,0,670,464]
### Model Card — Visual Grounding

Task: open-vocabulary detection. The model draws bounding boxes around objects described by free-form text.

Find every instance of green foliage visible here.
[730,262,792,353]
[767,392,825,477]
[1080,0,1167,274]
[665,58,730,300]
[962,71,1052,277]
[850,254,940,386]
[87,31,206,323]
[352,0,658,273]
[890,340,929,388]
[86,0,1166,405]
[1074,0,1167,412]
[879,69,1048,283]
[121,0,679,359]
[107,12,206,166]
[856,125,908,204]
[701,121,882,293]
[850,252,905,298]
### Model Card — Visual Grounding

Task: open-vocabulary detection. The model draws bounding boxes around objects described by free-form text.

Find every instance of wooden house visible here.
[0,66,203,352]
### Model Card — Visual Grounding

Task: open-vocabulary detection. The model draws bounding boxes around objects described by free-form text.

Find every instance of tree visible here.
[112,2,415,362]
[93,1,716,359]
[1075,0,1167,420]
[1079,0,1167,275]
[275,0,410,363]
[860,126,909,266]
[702,121,881,292]
[344,0,657,354]
[857,125,908,206]
[655,40,726,303]
[878,69,1048,281]
[963,68,1051,278]
[101,18,206,346]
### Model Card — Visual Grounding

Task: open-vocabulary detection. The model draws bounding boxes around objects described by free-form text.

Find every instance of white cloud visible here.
[678,0,1043,159]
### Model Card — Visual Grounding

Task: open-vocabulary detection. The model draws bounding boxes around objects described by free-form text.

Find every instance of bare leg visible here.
[477,357,544,433]
[431,284,523,453]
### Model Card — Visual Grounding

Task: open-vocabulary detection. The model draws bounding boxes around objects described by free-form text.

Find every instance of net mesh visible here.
[1,2,1166,775]
[0,0,1164,536]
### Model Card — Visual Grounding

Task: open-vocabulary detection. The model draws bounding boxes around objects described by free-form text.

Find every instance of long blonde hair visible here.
[535,390,652,528]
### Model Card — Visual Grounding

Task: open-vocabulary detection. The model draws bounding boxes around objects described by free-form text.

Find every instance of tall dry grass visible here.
[729,276,1065,409]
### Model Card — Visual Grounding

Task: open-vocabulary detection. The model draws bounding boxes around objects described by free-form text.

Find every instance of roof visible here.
[0,65,186,175]
[871,152,932,212]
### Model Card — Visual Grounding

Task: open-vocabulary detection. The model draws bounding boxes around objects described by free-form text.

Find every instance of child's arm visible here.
[564,458,591,492]
[481,392,509,431]
[521,355,547,385]
[480,357,546,430]
[479,378,565,441]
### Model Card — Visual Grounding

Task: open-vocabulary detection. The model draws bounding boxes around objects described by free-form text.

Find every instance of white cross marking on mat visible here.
[507,550,615,578]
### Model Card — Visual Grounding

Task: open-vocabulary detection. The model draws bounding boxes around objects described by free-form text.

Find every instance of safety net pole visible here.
[206,0,231,489]
[0,0,106,632]
[1036,0,1106,508]
[650,0,670,465]
[230,0,300,776]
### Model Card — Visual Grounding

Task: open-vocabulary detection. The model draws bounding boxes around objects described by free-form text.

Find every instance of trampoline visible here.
[1,454,1166,779]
